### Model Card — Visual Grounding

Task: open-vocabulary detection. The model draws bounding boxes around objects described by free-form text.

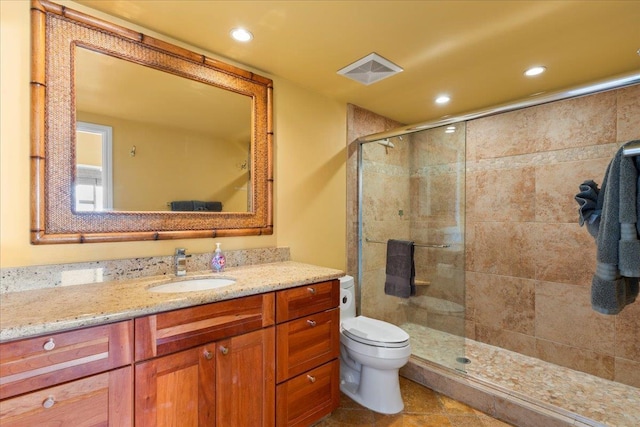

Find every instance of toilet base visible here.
[339,364,404,414]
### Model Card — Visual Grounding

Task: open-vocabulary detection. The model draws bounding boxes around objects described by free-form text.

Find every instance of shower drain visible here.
[456,357,471,365]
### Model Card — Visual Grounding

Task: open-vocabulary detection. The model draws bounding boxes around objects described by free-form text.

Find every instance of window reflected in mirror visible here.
[75,122,113,212]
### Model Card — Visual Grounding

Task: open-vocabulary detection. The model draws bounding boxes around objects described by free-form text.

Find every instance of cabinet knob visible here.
[220,346,229,355]
[307,287,316,295]
[306,319,317,327]
[203,350,214,360]
[306,375,316,383]
[42,397,55,409]
[43,338,55,351]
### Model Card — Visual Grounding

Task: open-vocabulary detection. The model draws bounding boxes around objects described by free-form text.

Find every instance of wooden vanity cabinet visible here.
[0,321,133,426]
[0,279,341,426]
[275,280,341,426]
[134,293,276,427]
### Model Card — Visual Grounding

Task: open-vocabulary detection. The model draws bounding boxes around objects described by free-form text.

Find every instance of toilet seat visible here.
[341,316,409,348]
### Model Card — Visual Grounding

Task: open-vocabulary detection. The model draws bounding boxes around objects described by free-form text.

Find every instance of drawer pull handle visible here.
[43,338,55,351]
[307,287,316,295]
[307,375,316,383]
[220,346,229,355]
[42,397,55,409]
[204,350,214,360]
[307,319,317,327]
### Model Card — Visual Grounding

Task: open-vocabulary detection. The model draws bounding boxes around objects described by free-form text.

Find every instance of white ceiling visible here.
[76,0,640,126]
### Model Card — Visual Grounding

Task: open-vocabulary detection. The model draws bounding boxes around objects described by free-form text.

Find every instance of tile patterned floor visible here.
[314,377,514,427]
[402,323,640,427]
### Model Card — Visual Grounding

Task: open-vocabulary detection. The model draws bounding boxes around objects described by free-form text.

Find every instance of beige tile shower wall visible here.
[465,84,640,387]
[346,105,406,322]
[360,140,411,324]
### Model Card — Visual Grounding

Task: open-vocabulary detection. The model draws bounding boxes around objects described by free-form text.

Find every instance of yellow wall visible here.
[275,79,348,264]
[0,1,346,270]
[78,112,250,212]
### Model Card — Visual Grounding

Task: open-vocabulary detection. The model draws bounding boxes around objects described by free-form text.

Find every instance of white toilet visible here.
[339,275,411,414]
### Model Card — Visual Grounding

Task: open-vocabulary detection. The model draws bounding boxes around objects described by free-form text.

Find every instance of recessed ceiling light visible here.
[435,95,450,105]
[230,28,253,42]
[524,66,546,77]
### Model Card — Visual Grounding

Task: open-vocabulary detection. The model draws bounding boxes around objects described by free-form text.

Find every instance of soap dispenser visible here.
[211,243,226,273]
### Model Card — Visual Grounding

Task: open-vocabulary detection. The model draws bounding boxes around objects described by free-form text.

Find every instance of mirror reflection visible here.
[75,121,113,211]
[74,47,252,213]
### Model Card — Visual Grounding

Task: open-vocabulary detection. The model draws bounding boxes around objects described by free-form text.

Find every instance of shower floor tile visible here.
[401,323,640,427]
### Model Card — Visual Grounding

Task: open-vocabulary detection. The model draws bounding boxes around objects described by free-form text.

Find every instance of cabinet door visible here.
[216,327,275,427]
[0,366,132,427]
[135,345,216,427]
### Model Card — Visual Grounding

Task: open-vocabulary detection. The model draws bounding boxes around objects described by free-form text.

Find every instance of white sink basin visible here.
[149,277,236,293]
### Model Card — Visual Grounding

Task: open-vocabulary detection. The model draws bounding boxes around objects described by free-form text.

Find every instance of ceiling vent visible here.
[337,52,403,86]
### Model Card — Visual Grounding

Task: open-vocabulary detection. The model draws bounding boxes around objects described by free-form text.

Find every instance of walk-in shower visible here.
[352,80,640,425]
[357,123,467,372]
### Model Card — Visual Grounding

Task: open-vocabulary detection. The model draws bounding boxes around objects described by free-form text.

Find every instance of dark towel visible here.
[618,152,640,277]
[204,201,223,212]
[592,275,639,315]
[193,201,223,211]
[171,201,223,212]
[384,240,415,298]
[583,142,640,314]
[170,200,194,211]
[575,180,601,238]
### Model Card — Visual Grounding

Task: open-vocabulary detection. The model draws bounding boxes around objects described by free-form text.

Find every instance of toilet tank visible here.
[339,275,356,321]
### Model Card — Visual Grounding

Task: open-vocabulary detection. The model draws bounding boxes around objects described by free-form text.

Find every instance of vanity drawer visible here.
[276,359,340,427]
[0,366,132,426]
[276,308,340,383]
[135,293,275,361]
[0,321,133,399]
[276,279,339,323]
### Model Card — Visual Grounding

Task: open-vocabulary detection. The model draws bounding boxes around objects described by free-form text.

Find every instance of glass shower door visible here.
[359,123,467,372]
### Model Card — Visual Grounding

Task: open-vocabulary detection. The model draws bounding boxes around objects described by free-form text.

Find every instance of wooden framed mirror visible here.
[30,0,273,244]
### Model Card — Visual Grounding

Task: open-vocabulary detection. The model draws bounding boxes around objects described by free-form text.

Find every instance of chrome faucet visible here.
[174,248,191,276]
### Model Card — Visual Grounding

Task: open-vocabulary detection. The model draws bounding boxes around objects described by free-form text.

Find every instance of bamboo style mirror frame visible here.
[30,0,273,244]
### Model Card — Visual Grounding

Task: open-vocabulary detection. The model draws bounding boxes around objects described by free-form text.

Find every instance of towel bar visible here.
[365,237,450,248]
[622,140,640,157]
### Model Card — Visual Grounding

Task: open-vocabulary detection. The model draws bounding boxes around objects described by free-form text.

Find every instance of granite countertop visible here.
[0,261,344,342]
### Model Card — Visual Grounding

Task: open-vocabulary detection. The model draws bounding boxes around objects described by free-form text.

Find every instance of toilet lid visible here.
[341,316,410,348]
